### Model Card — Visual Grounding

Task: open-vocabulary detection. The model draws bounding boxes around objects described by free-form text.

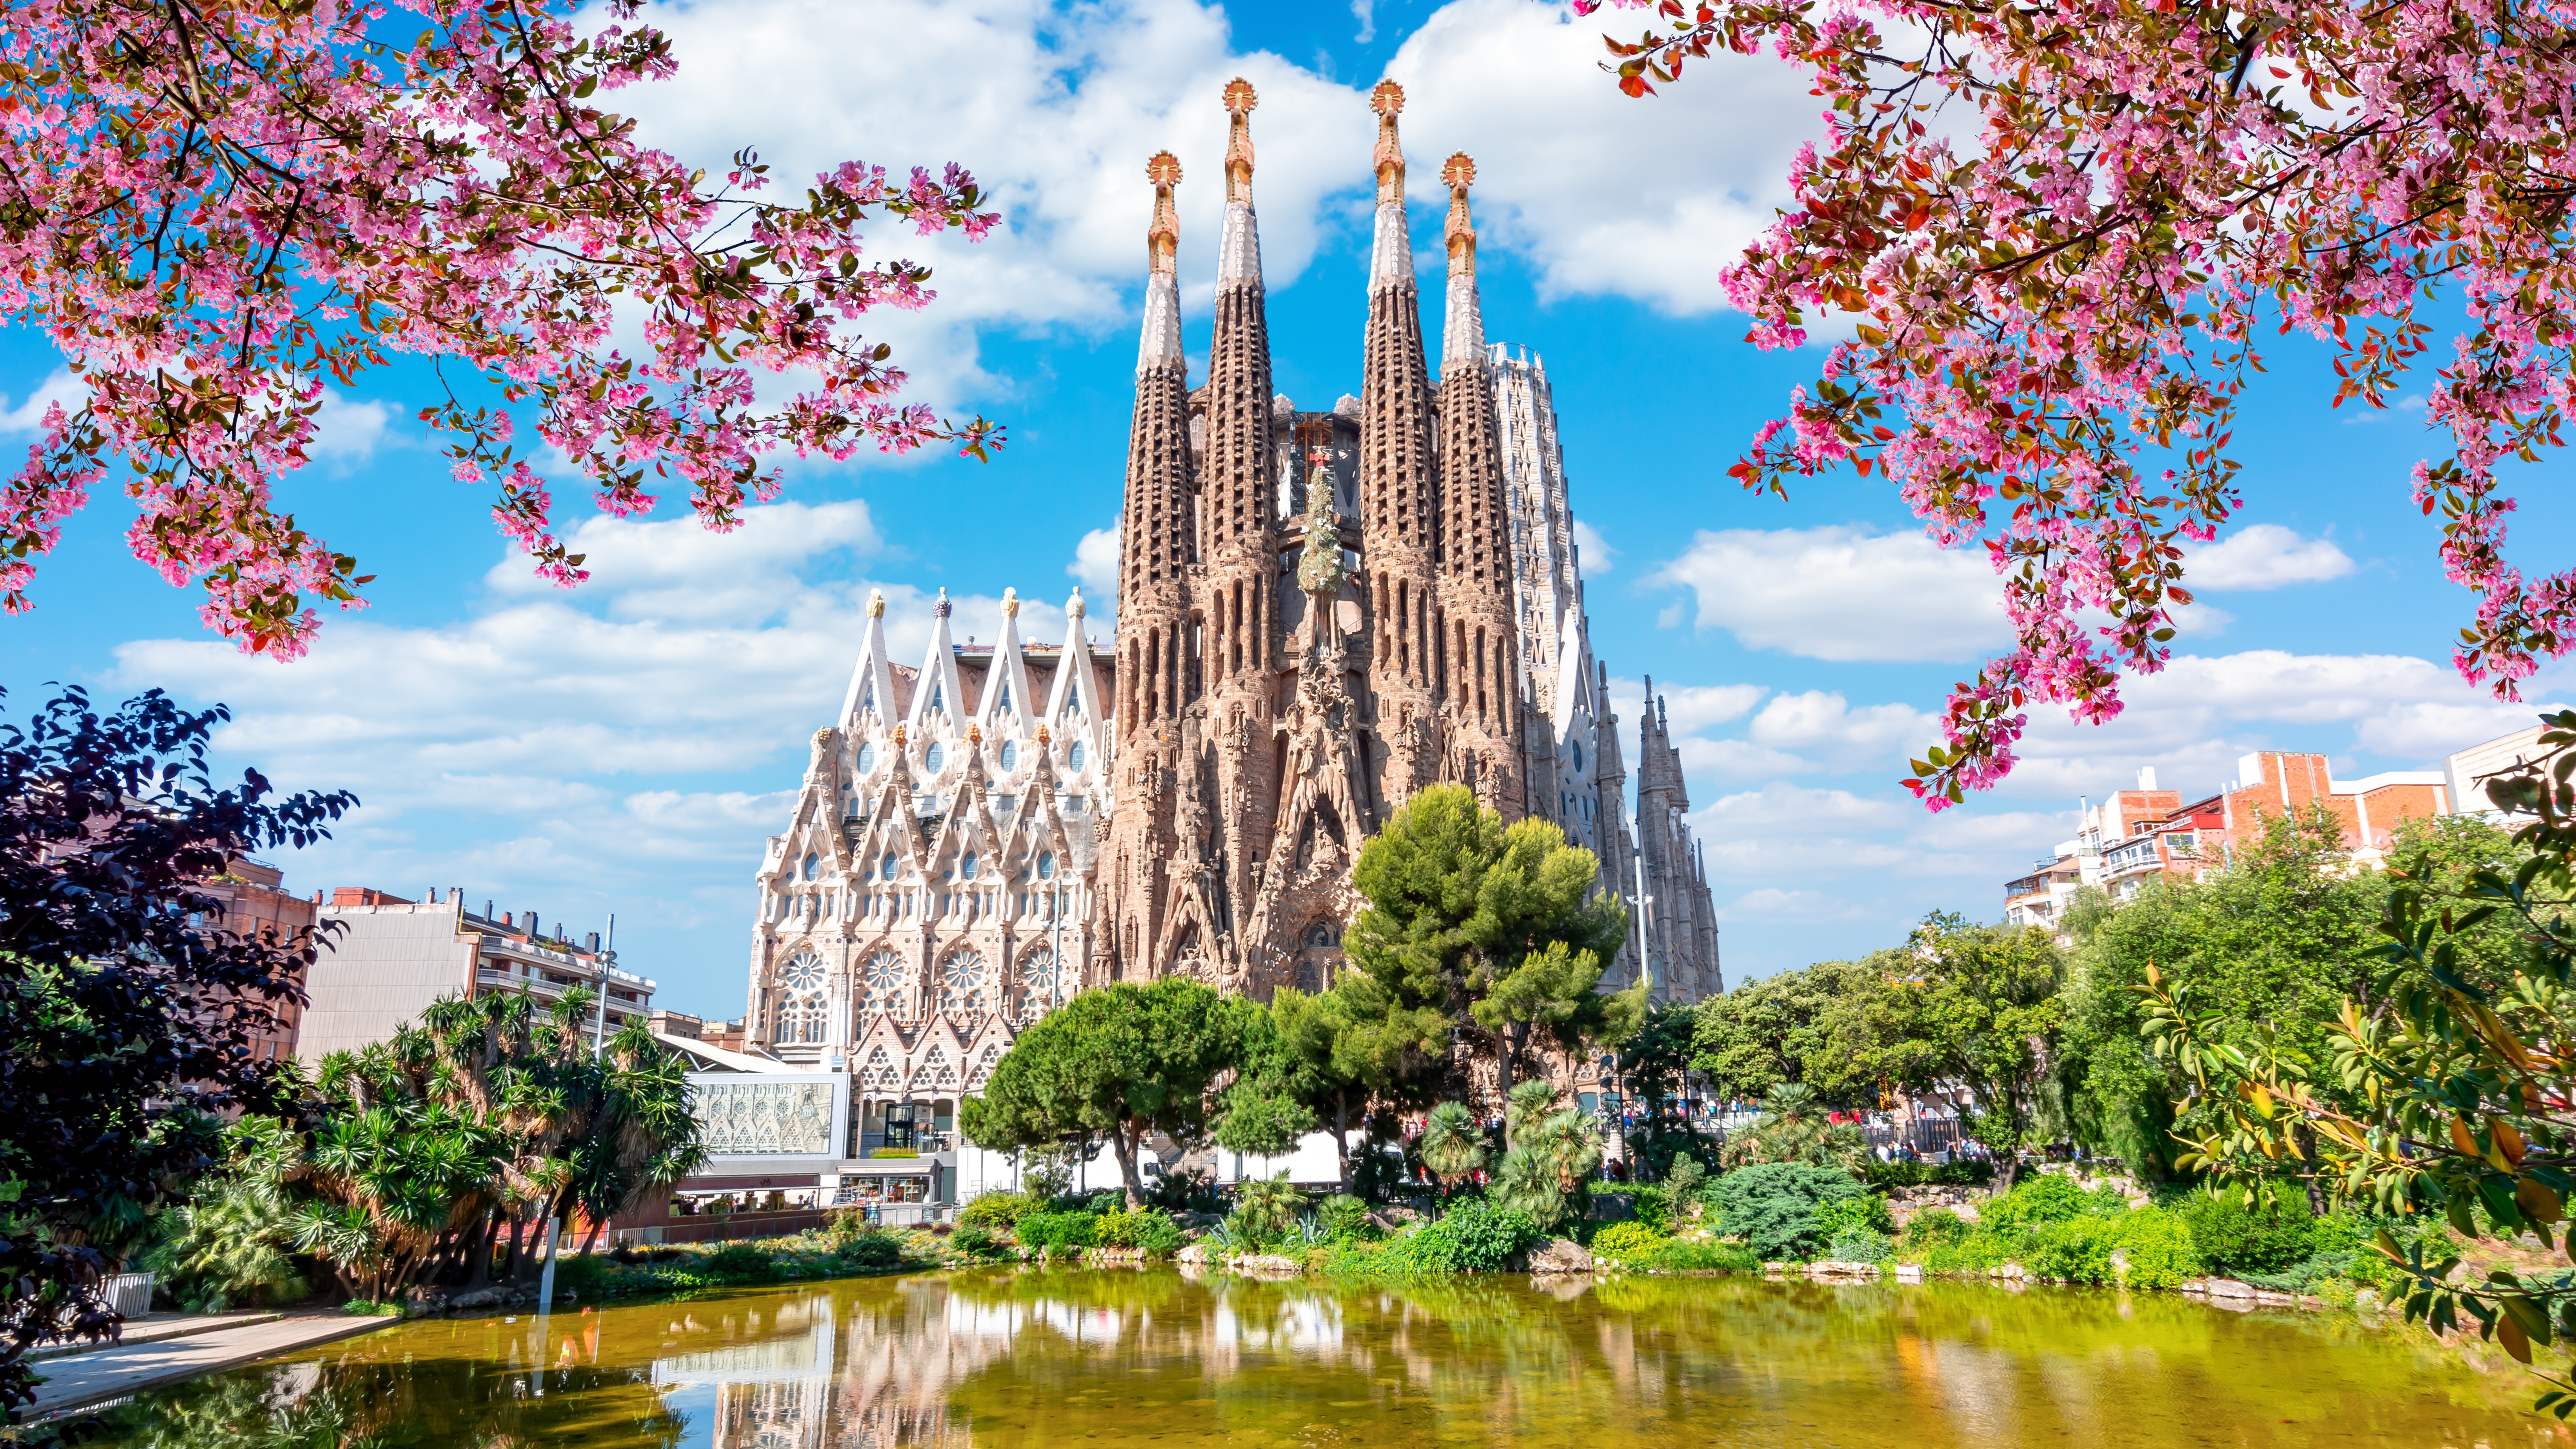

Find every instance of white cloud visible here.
[0,367,83,433]
[1719,888,1869,923]
[1386,0,1826,314]
[1571,518,1616,574]
[1747,690,1941,772]
[1070,524,1120,615]
[1647,525,2005,663]
[1351,0,1376,44]
[308,390,395,466]
[1606,677,1764,735]
[2186,523,2355,590]
[1699,781,1908,835]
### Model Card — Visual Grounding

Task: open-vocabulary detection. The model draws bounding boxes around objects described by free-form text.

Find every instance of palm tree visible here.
[1416,1102,1489,1210]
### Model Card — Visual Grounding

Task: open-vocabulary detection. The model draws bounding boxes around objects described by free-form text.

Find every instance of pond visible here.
[87,1270,2554,1447]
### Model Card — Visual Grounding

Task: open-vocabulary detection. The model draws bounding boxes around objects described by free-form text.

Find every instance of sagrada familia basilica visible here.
[740,81,1720,1115]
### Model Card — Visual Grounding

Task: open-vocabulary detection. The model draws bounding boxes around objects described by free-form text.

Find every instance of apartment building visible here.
[2005,751,2458,926]
[298,887,656,1061]
[200,857,319,1063]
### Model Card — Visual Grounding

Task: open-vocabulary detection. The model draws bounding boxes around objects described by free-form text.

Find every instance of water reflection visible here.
[87,1271,2558,1448]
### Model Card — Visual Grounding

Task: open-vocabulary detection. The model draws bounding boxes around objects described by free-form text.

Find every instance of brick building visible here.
[2006,751,2459,926]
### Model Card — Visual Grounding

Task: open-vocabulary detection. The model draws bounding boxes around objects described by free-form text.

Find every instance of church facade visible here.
[740,81,1719,1129]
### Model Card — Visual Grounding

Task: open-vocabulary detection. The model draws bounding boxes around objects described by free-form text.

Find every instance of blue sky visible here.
[6,0,2571,1020]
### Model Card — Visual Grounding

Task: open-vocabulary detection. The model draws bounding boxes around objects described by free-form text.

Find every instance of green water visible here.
[84,1270,2557,1447]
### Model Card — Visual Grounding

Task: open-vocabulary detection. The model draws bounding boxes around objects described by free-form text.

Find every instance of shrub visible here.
[1980,1174,2093,1237]
[1651,1239,1760,1273]
[552,1253,612,1295]
[1814,1193,1895,1241]
[699,1243,778,1284]
[1318,1194,1375,1242]
[2111,1206,2199,1289]
[2026,1216,2120,1285]
[1630,1185,1673,1233]
[2178,1189,2315,1275]
[1663,1155,1709,1208]
[960,1191,1045,1230]
[1710,1163,1867,1261]
[950,1224,1006,1261]
[1900,1207,1975,1249]
[1402,1197,1542,1272]
[1918,1231,2016,1273]
[1015,1211,1102,1253]
[1827,1227,1894,1264]
[835,1231,904,1270]
[1231,1173,1306,1243]
[1590,1222,1667,1262]
[1097,1207,1185,1256]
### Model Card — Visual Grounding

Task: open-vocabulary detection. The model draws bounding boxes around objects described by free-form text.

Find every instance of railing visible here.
[101,1272,153,1320]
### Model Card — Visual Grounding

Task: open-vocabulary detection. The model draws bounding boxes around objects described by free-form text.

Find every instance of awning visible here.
[839,1158,937,1176]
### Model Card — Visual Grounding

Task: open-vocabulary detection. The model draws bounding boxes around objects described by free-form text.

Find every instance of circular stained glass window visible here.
[781,953,825,993]
[856,742,876,774]
[1000,740,1019,772]
[924,741,945,773]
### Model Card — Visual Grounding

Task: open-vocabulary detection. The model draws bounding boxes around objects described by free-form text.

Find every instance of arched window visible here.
[881,853,900,881]
[1036,852,1057,881]
[856,742,877,775]
[802,851,821,881]
[1015,948,1060,1020]
[960,852,979,881]
[999,740,1019,772]
[924,741,945,773]
[938,948,990,1015]
[1068,741,1086,773]
[775,951,829,1044]
[854,948,908,1020]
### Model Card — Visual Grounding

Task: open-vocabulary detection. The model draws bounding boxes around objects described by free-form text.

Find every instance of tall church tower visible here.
[1100,148,1196,980]
[1358,81,1443,800]
[1431,151,1522,818]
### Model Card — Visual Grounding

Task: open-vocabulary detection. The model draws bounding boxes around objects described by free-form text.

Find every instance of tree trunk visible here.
[1331,1091,1353,1195]
[1110,1118,1147,1209]
[466,1212,498,1288]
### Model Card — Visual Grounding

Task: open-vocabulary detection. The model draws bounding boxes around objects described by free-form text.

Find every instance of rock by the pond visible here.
[1175,1242,1214,1266]
[1586,1193,1637,1224]
[1367,1206,1424,1232]
[1805,1261,1881,1279]
[1893,1263,1924,1283]
[1529,1238,1595,1275]
[446,1287,509,1311]
[1235,1253,1302,1276]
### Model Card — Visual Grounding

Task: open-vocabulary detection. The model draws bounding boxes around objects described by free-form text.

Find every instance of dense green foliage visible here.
[0,686,353,1413]
[960,978,1249,1207]
[1342,785,1643,1097]
[1392,1197,1543,1273]
[1709,1163,1867,1261]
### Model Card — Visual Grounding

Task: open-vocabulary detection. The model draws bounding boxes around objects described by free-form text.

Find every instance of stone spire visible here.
[1432,150,1520,812]
[1117,148,1195,740]
[1139,150,1182,371]
[1202,78,1277,568]
[1358,81,1440,791]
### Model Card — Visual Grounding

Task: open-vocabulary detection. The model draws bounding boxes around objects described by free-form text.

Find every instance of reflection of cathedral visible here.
[742,81,1719,1117]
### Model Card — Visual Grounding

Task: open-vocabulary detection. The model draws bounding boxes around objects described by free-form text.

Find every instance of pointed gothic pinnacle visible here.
[1442,152,1477,274]
[1067,586,1086,618]
[1002,586,1020,618]
[1370,80,1406,207]
[867,588,885,619]
[933,586,952,618]
[1145,150,1182,276]
[1222,77,1257,204]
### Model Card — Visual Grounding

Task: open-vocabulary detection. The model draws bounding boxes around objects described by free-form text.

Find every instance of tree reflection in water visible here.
[83,1270,2560,1448]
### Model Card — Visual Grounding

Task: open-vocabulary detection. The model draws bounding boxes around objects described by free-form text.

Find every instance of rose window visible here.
[939,949,989,1015]
[1015,949,1060,1019]
[858,949,908,1016]
[774,951,828,1044]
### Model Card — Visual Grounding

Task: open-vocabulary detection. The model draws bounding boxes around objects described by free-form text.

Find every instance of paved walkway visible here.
[29,1310,283,1360]
[29,1312,394,1419]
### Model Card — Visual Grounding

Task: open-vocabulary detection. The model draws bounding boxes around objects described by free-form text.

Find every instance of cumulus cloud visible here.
[1571,518,1616,574]
[1646,525,2006,662]
[1747,690,1941,772]
[1719,887,1870,923]
[1607,677,1765,735]
[1070,524,1121,616]
[1386,0,1826,314]
[0,368,83,433]
[2186,523,2355,590]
